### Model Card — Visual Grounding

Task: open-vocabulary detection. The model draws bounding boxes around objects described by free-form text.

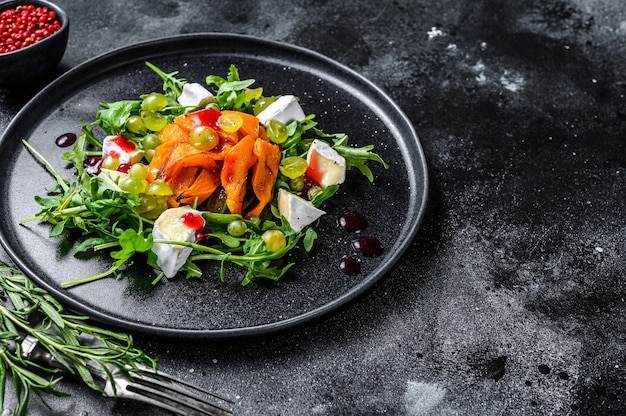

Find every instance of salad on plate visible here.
[22,63,388,288]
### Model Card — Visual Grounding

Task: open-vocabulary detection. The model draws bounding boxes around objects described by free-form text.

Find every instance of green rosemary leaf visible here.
[37,300,64,329]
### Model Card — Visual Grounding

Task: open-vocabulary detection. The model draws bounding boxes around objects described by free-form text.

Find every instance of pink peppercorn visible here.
[0,5,61,54]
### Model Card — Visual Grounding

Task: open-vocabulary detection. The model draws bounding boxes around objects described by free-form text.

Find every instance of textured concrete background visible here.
[1,0,626,414]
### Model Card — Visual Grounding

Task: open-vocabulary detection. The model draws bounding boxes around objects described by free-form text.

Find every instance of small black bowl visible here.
[0,0,69,85]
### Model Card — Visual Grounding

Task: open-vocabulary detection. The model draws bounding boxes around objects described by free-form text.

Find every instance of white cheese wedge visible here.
[277,188,326,233]
[102,135,144,165]
[178,83,215,108]
[151,206,204,278]
[257,95,306,126]
[306,139,346,189]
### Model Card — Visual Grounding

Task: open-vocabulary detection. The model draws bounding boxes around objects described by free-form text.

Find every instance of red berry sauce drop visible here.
[352,237,383,257]
[338,210,368,232]
[339,256,361,275]
[55,133,77,147]
[84,157,103,175]
[117,163,131,173]
[195,229,208,242]
[110,135,137,151]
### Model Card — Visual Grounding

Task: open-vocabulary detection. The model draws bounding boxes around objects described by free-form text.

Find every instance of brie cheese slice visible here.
[306,139,346,189]
[277,188,326,232]
[257,95,306,126]
[178,83,215,108]
[102,135,144,165]
[151,206,204,278]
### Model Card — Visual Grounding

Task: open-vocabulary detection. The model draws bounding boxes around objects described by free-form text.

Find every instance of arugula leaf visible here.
[62,228,152,288]
[206,64,256,111]
[311,185,339,207]
[145,61,187,98]
[303,228,317,252]
[93,100,141,136]
[111,229,153,266]
[60,131,88,169]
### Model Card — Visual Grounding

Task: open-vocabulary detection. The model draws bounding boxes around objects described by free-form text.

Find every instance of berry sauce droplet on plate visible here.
[352,237,383,257]
[338,210,368,232]
[339,256,360,275]
[55,133,77,147]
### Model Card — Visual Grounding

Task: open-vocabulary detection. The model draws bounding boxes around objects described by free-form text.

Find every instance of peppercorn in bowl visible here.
[0,0,68,85]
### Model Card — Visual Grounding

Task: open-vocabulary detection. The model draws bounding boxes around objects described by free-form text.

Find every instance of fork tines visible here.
[125,366,235,416]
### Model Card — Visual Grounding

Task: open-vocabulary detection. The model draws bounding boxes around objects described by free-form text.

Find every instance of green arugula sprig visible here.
[206,64,256,112]
[145,61,187,99]
[0,260,156,416]
[20,136,155,288]
[188,212,314,286]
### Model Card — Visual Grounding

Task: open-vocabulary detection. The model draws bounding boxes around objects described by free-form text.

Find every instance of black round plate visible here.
[0,34,428,339]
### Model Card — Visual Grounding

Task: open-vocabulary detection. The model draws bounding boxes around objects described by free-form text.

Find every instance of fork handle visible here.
[20,334,108,386]
[21,335,66,370]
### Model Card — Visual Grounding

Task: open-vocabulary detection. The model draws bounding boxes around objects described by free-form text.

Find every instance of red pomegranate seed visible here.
[181,212,205,230]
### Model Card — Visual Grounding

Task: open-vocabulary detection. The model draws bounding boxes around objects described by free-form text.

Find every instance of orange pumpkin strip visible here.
[147,137,180,182]
[175,168,221,206]
[165,166,201,207]
[178,152,220,170]
[246,138,281,218]
[157,122,188,144]
[204,143,233,161]
[173,113,195,133]
[220,135,257,214]
[217,128,240,145]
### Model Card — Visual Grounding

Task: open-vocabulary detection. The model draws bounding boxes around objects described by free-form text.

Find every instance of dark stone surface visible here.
[1,0,626,414]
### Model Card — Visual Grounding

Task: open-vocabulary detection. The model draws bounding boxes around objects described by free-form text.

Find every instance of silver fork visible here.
[20,334,235,415]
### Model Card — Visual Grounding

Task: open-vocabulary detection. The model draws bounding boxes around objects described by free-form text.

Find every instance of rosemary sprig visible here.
[0,259,156,416]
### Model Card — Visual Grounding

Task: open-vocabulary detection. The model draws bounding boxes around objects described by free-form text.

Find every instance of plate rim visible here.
[0,33,429,339]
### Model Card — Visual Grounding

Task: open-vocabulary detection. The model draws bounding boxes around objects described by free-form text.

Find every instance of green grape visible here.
[289,176,305,192]
[101,155,120,170]
[141,111,168,132]
[248,216,261,228]
[279,156,307,179]
[245,87,263,103]
[267,119,288,144]
[205,189,228,213]
[141,93,169,112]
[253,96,276,115]
[135,194,158,214]
[227,220,247,237]
[146,181,173,196]
[262,229,287,252]
[144,149,155,162]
[128,163,148,180]
[217,112,243,133]
[190,126,219,150]
[141,197,168,219]
[205,102,221,111]
[307,186,322,201]
[143,133,161,150]
[126,115,146,134]
[121,177,143,194]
